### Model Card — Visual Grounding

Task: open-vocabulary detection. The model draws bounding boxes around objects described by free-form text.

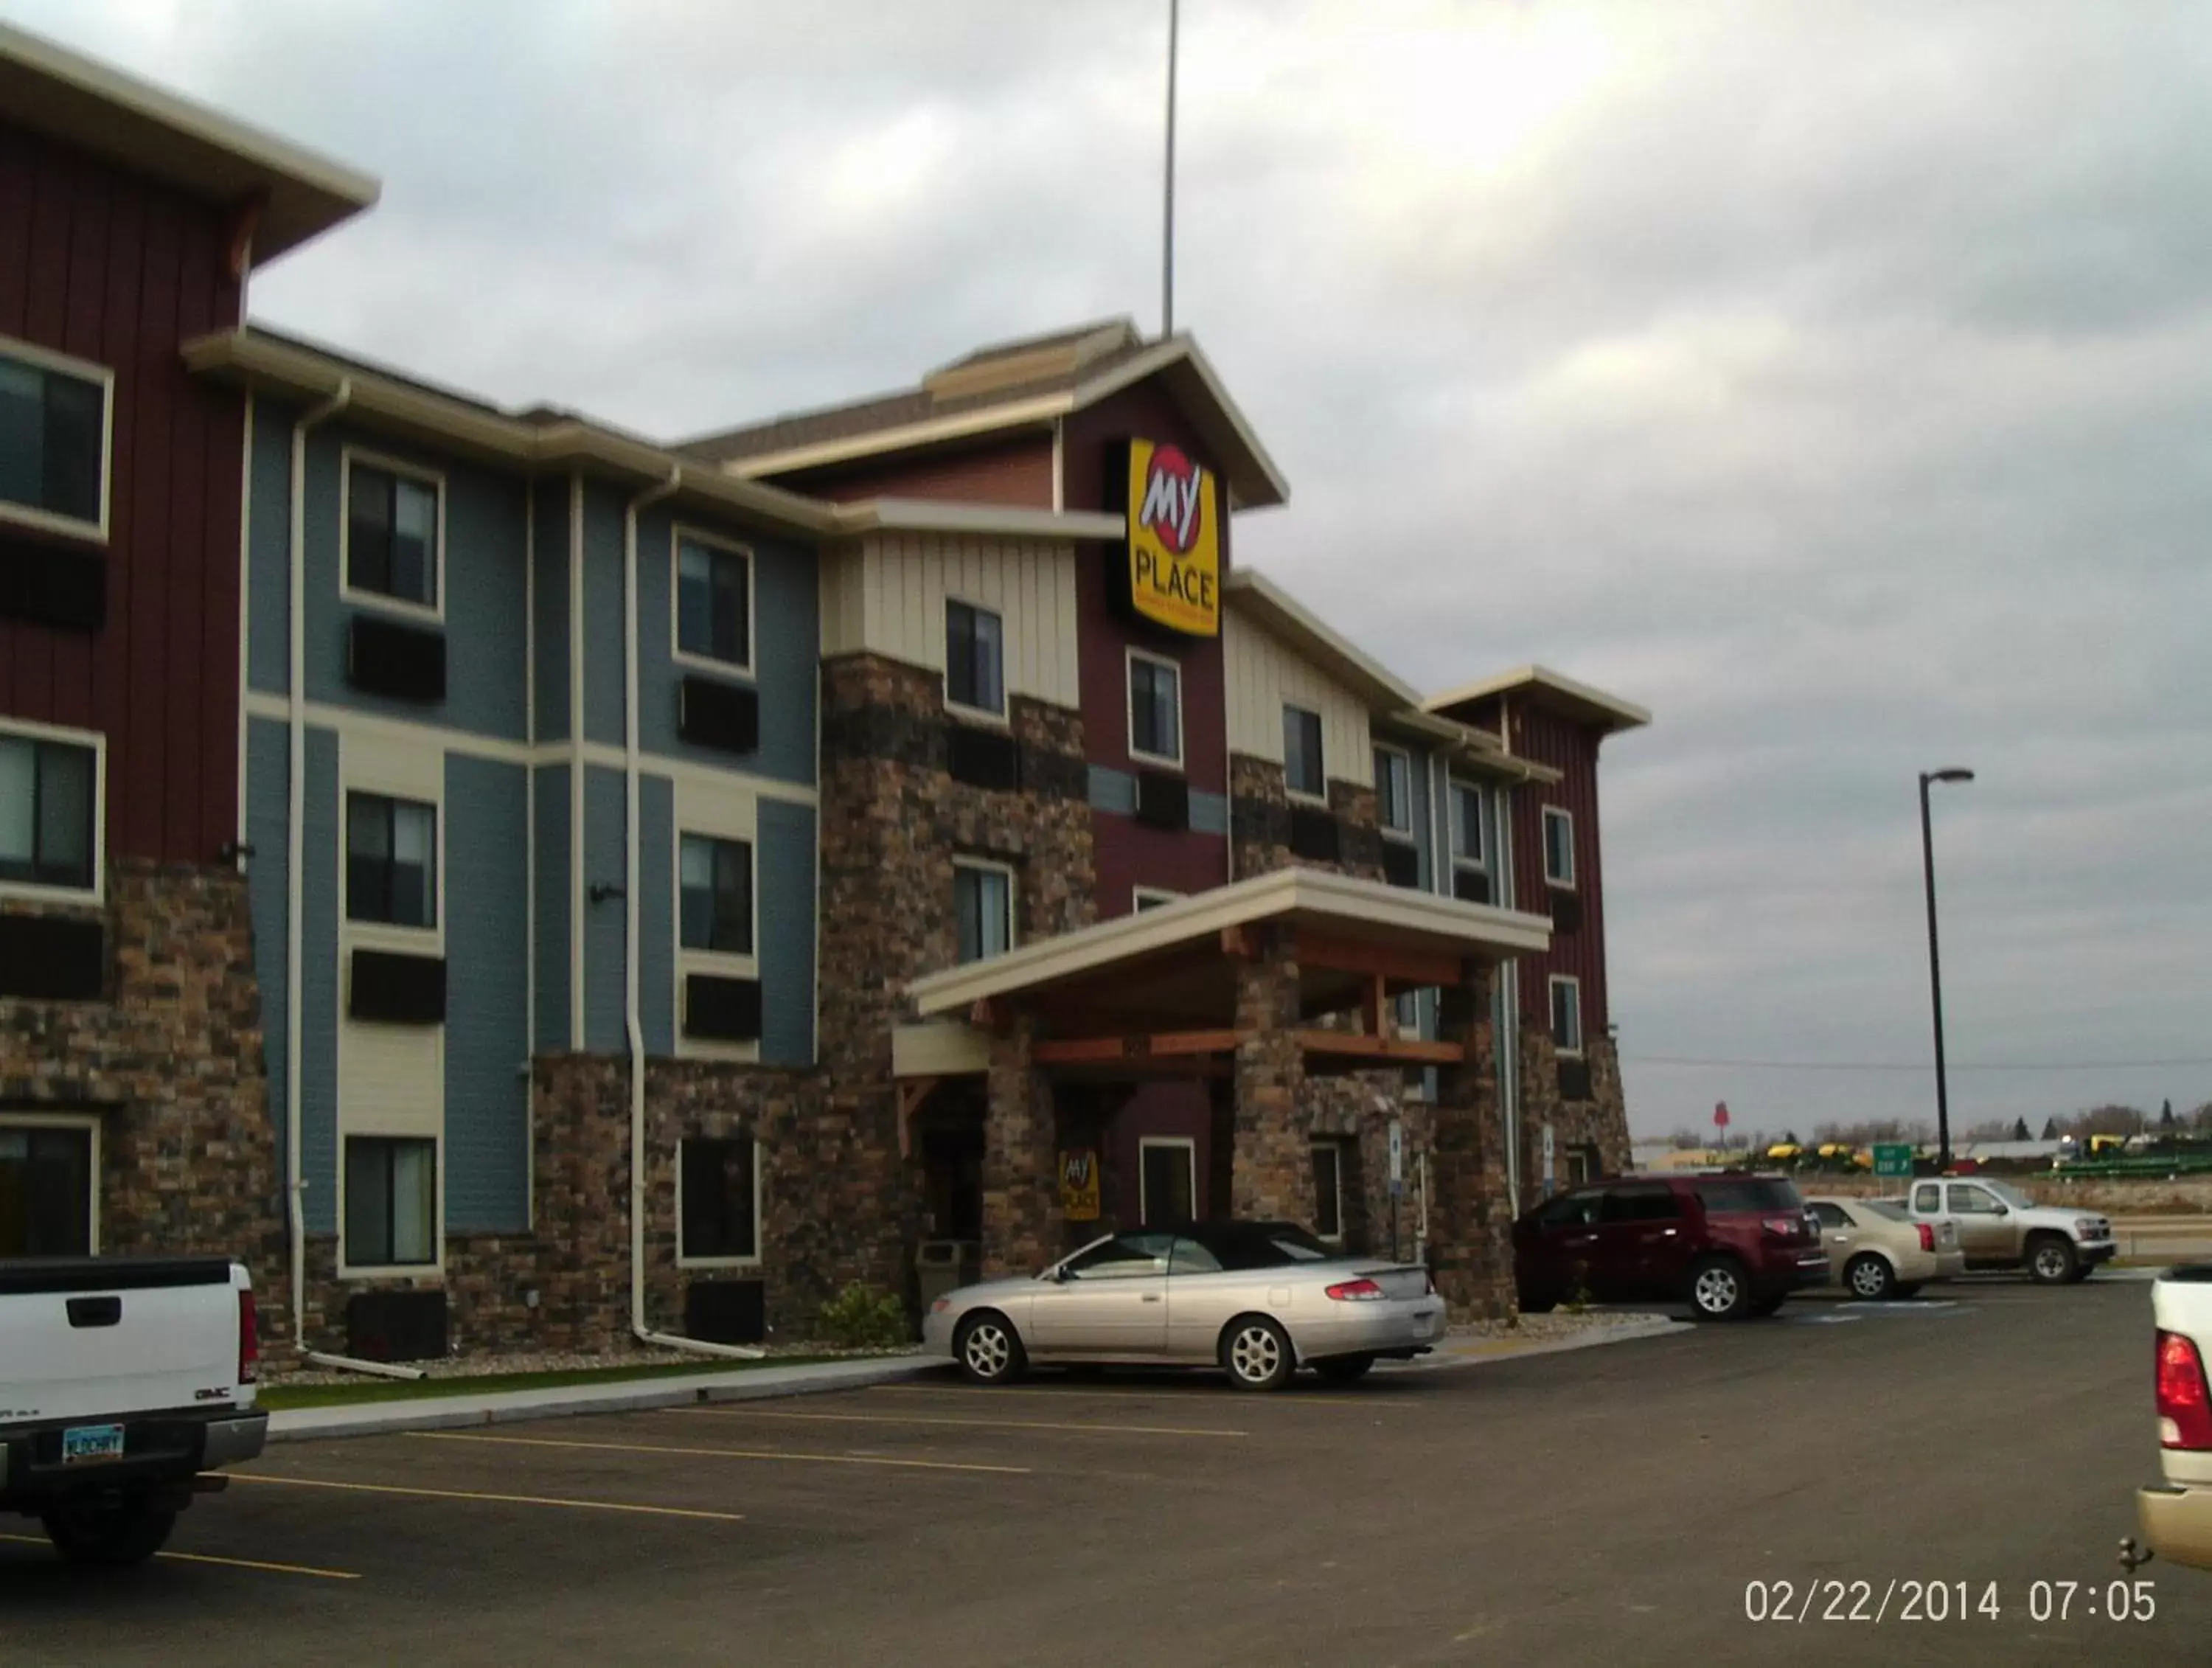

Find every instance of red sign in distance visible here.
[1713,1102,1731,1129]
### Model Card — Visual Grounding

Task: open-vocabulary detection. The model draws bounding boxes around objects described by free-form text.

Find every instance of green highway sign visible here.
[1873,1143,1915,1178]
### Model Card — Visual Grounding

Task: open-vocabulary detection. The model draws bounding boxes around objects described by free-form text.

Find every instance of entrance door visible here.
[1029,1232,1172,1358]
[1139,1138,1197,1226]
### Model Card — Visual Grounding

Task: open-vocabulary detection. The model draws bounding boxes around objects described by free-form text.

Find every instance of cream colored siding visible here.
[1224,608,1373,786]
[818,533,1079,707]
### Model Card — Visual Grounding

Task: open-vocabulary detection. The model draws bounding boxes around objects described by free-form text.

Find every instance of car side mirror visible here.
[1992,1205,2008,1216]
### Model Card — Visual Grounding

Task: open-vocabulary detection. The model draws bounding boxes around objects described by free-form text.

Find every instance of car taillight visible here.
[1761,1216,1800,1239]
[2157,1330,2212,1450]
[238,1288,260,1386]
[1917,1224,1935,1253]
[1325,1278,1386,1302]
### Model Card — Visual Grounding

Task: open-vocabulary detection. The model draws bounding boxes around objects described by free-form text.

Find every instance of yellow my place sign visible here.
[1123,439,1220,637]
[1059,1148,1101,1221]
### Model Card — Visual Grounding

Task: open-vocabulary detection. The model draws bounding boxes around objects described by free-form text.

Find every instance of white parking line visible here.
[668,1405,1248,1439]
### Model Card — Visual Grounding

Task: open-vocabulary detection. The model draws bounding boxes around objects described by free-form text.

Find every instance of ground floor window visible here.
[1310,1141,1346,1240]
[345,1136,437,1267]
[953,859,1015,964]
[1138,1137,1196,1227]
[0,1117,94,1257]
[681,1137,761,1263]
[1564,1144,1600,1186]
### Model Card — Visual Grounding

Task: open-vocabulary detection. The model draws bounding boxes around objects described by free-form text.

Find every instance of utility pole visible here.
[1919,768,1975,1171]
[1162,0,1179,337]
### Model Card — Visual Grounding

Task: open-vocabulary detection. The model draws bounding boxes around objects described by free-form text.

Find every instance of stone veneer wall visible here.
[0,863,288,1340]
[1517,1029,1632,1198]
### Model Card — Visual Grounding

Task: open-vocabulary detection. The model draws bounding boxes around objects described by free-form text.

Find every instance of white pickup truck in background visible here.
[2138,1268,2212,1571]
[1,1257,267,1565]
[1902,1177,2115,1285]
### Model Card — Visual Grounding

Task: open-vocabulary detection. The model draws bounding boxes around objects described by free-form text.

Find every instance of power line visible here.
[1620,1054,2212,1074]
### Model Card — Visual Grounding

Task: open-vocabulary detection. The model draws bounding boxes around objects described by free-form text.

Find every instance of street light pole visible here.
[1919,768,1975,1172]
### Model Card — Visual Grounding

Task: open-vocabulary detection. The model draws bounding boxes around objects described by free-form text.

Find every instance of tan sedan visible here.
[1805,1196,1965,1300]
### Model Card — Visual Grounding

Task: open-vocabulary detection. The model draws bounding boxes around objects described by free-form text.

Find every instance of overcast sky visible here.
[15,0,2209,1139]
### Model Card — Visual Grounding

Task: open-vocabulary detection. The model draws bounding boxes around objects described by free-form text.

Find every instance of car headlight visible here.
[2073,1219,2100,1239]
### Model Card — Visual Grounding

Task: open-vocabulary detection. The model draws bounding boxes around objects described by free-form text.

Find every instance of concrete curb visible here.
[1411,1314,1688,1369]
[266,1355,941,1442]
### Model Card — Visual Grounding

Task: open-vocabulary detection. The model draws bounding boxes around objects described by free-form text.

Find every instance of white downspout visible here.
[283,382,424,1381]
[623,469,763,1360]
[1498,787,1522,1217]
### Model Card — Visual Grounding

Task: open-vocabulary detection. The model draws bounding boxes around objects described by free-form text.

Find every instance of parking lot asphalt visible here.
[4,1277,2202,1668]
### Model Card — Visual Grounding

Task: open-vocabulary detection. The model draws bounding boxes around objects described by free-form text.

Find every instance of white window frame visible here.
[340,784,447,951]
[0,1110,101,1254]
[1543,805,1576,890]
[675,1136,765,1269]
[672,787,762,1065]
[338,445,448,625]
[0,717,107,908]
[1310,1139,1346,1243]
[336,1130,445,1279]
[1549,973,1585,1057]
[1283,703,1327,804]
[953,857,1018,964]
[671,524,758,678]
[942,594,1009,726]
[1138,1135,1197,1226]
[1373,743,1413,839]
[1126,646,1185,769]
[1132,886,1183,913]
[0,333,114,543]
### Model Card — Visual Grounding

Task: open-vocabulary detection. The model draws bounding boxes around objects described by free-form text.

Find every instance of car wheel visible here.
[1845,1252,1897,1302]
[1686,1256,1750,1321]
[953,1311,1027,1386]
[1220,1315,1296,1391]
[2026,1234,2078,1286]
[1312,1353,1377,1383]
[42,1499,177,1566]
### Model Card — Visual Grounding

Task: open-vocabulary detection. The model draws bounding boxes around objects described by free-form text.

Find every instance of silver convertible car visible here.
[923,1222,1447,1391]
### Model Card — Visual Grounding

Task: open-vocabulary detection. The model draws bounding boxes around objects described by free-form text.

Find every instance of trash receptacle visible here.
[917,1239,981,1310]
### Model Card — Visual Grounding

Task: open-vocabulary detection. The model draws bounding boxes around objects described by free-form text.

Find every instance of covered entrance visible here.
[898,866,1551,1318]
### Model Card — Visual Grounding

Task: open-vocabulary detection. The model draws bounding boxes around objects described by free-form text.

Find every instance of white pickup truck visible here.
[1902,1177,2115,1284]
[1,1256,267,1565]
[2138,1267,2212,1570]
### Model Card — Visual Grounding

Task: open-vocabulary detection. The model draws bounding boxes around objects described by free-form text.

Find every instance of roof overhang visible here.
[724,335,1291,512]
[907,866,1551,1042]
[830,498,1127,543]
[1425,664,1652,737]
[1224,569,1423,713]
[1376,706,1562,786]
[0,21,379,263]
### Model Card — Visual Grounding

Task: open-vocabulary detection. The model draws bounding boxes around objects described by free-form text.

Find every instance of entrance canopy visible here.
[902,866,1551,1084]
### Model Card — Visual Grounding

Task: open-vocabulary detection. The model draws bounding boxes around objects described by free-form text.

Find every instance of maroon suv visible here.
[1512,1173,1829,1321]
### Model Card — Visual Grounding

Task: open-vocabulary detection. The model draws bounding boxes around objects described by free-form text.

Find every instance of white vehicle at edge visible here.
[1900,1177,2115,1285]
[2138,1267,2212,1571]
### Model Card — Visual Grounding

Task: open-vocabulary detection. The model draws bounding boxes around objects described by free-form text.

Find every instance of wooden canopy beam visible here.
[1032,1028,1247,1067]
[1295,1029,1463,1065]
[896,1077,940,1159]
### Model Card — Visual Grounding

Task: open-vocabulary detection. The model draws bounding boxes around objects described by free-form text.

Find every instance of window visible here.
[0,730,97,893]
[1139,1137,1196,1226]
[0,340,108,538]
[344,1136,436,1267]
[346,793,437,928]
[344,456,440,612]
[1809,1201,1853,1230]
[1450,781,1486,869]
[1599,1184,1677,1222]
[1392,990,1422,1035]
[945,600,1005,717]
[676,533,752,670]
[680,835,754,956]
[1549,975,1583,1055]
[1311,1142,1346,1240]
[953,861,1014,964]
[1543,805,1576,889]
[1133,886,1182,912]
[1373,746,1412,836]
[679,1137,760,1263]
[1697,1178,1804,1214]
[1537,1191,1603,1228]
[1565,1147,1600,1186]
[1062,1232,1173,1279]
[0,1118,94,1257]
[1166,1235,1225,1274]
[1127,650,1182,765]
[1948,1183,2002,1215]
[1912,1183,1942,1214]
[1283,705,1325,799]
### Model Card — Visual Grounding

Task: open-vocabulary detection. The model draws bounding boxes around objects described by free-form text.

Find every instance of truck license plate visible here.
[61,1424,125,1465]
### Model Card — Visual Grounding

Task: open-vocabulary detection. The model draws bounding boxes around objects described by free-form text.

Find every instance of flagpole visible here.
[1163,0,1179,337]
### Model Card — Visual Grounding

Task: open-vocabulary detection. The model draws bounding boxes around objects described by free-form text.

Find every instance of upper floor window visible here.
[1128,650,1182,766]
[346,791,437,928]
[680,834,755,956]
[676,532,753,671]
[345,1135,437,1268]
[344,454,442,614]
[1133,886,1182,912]
[0,340,109,540]
[953,859,1014,964]
[1450,781,1486,868]
[1283,705,1325,800]
[1543,805,1576,889]
[0,729,97,895]
[1374,746,1412,836]
[1550,974,1584,1055]
[0,1116,95,1257]
[945,600,1005,718]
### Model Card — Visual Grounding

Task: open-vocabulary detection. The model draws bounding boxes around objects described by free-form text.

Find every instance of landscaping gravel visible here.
[267,1340,921,1388]
[1447,1308,1671,1343]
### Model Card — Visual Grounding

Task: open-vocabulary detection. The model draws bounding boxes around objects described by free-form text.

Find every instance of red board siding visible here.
[0,120,245,866]
[779,434,1055,507]
[1503,704,1610,1036]
[1091,818,1228,920]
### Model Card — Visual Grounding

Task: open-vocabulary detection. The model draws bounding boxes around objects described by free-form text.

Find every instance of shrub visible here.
[816,1282,911,1349]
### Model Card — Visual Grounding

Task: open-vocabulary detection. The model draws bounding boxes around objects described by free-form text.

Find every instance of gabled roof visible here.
[1425,665,1652,737]
[0,21,378,263]
[679,324,1291,510]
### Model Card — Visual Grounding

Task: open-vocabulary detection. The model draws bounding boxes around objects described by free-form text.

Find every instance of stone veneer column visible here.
[1230,928,1318,1225]
[1430,964,1514,1319]
[982,1017,1057,1275]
